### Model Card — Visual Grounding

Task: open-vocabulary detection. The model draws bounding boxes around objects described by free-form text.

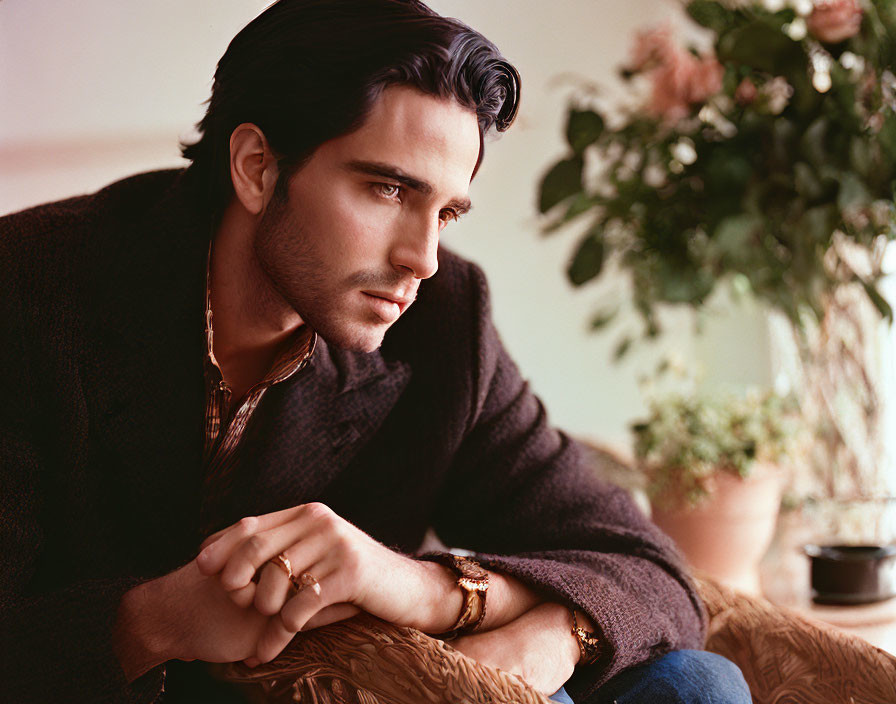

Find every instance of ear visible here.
[229,123,280,216]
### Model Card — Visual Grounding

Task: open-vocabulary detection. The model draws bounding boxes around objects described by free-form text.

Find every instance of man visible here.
[0,1,750,702]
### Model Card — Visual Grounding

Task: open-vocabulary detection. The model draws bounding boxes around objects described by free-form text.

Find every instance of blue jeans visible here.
[549,650,751,703]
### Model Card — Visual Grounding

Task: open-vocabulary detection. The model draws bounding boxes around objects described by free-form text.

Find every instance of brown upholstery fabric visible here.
[220,613,552,704]
[698,577,896,704]
[223,577,896,704]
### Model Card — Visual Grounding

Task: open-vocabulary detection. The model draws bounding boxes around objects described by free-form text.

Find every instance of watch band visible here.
[419,552,489,640]
[569,607,602,665]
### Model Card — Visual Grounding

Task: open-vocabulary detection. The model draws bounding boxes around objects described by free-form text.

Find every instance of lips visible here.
[363,290,414,314]
[361,291,414,323]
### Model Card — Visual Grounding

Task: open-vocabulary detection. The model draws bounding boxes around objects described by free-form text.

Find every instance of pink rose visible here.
[628,25,723,122]
[649,49,724,122]
[807,0,863,43]
[735,78,758,105]
[628,25,677,73]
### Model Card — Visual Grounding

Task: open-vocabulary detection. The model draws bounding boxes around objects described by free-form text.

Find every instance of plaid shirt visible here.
[202,249,316,516]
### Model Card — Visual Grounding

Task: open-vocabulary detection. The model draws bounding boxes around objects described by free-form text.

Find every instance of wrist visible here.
[533,602,582,667]
[416,558,466,633]
[113,578,175,682]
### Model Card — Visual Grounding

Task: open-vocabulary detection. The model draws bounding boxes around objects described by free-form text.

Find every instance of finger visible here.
[256,616,298,664]
[252,543,336,617]
[196,516,260,575]
[198,523,240,553]
[218,517,328,591]
[243,657,260,669]
[302,603,362,630]
[253,562,295,616]
[278,566,336,633]
[229,581,256,609]
[197,505,312,573]
[255,563,335,663]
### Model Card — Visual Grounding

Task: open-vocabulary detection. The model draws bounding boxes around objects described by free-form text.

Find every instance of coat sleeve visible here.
[429,262,706,701]
[0,227,164,704]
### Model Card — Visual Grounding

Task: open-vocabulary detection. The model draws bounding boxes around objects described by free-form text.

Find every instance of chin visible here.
[314,320,388,354]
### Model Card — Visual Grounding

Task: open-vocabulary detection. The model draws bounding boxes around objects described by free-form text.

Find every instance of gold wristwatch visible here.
[419,552,489,640]
[569,607,602,665]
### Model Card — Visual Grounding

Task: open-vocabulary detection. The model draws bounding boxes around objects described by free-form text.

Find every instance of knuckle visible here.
[303,501,333,521]
[245,534,269,560]
[238,516,258,536]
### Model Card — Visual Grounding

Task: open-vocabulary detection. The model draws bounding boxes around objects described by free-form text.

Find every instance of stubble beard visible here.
[252,199,392,354]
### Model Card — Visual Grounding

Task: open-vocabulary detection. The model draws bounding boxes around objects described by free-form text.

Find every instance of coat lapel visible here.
[237,337,411,518]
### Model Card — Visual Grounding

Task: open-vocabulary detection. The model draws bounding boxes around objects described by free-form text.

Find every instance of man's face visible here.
[253,85,481,353]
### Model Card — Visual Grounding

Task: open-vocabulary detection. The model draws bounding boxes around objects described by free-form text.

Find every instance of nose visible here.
[389,215,440,280]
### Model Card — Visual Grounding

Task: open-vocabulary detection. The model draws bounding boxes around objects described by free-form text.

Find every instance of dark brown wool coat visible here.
[0,170,705,703]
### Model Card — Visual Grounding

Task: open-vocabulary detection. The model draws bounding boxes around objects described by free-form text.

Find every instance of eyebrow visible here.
[344,159,473,214]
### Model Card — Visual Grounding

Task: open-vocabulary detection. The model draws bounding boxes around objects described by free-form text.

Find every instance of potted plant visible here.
[632,390,800,593]
[538,0,896,506]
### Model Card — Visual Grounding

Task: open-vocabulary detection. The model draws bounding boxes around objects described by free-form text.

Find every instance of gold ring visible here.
[291,571,321,596]
[268,553,293,580]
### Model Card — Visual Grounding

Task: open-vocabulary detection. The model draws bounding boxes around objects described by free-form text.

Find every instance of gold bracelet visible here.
[569,607,602,666]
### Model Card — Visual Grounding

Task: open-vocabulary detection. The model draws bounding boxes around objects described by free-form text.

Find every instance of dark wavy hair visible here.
[181,0,520,221]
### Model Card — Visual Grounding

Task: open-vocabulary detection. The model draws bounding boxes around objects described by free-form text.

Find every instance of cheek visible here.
[328,191,397,258]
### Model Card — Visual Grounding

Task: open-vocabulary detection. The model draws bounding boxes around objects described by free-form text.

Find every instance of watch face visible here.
[452,556,489,585]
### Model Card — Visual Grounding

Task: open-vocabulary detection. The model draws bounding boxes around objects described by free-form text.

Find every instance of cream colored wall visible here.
[0,0,773,452]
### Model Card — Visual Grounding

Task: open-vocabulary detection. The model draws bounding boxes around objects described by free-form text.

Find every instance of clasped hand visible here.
[182,501,576,695]
[195,502,438,664]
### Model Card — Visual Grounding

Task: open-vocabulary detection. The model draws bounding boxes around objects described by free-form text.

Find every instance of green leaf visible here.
[567,227,606,286]
[849,138,874,181]
[541,194,602,235]
[837,172,872,211]
[797,205,837,243]
[801,117,829,168]
[659,266,704,303]
[861,280,894,322]
[686,0,730,32]
[564,192,600,221]
[613,336,634,362]
[879,111,896,163]
[794,162,823,200]
[590,306,619,330]
[566,109,605,154]
[705,151,752,192]
[717,21,805,74]
[714,213,762,259]
[538,156,584,213]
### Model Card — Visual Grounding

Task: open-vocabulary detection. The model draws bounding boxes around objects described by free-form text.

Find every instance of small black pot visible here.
[805,544,896,605]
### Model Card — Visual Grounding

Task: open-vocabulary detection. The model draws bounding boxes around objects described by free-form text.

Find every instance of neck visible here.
[210,200,304,368]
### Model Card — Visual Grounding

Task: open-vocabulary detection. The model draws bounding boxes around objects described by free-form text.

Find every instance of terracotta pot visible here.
[651,465,782,595]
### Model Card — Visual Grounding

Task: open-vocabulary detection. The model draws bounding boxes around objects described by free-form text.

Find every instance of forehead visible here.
[314,85,481,192]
